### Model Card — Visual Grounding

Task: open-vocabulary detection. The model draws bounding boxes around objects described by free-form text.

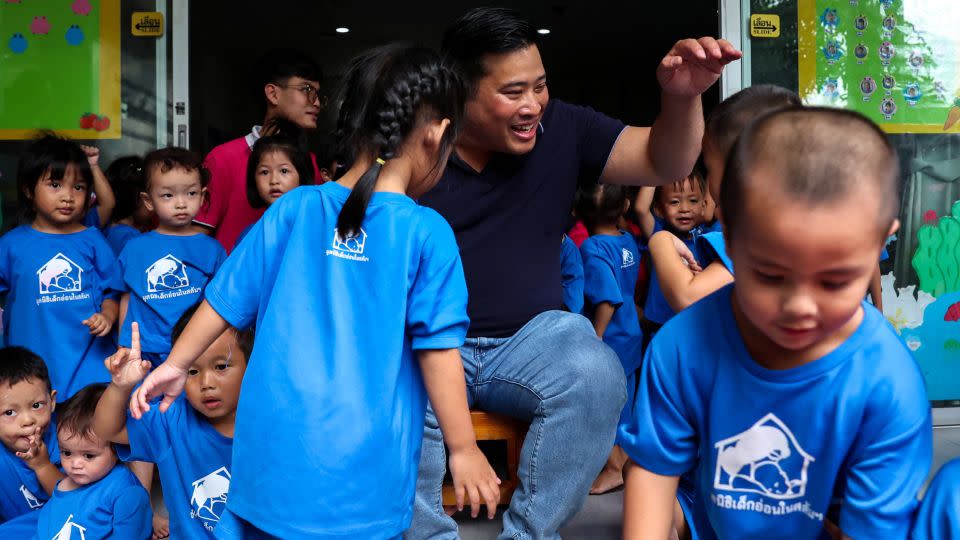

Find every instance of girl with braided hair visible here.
[126,43,501,538]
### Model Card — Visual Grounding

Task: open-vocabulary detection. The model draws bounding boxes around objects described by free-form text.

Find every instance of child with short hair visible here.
[130,44,500,538]
[94,305,252,538]
[235,117,315,245]
[117,148,227,364]
[560,234,584,313]
[0,347,61,524]
[639,171,708,335]
[575,183,643,495]
[647,85,802,312]
[0,134,124,399]
[33,383,151,539]
[103,155,152,256]
[621,108,931,539]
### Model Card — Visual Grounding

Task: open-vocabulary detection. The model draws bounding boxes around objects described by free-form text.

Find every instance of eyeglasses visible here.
[274,83,328,106]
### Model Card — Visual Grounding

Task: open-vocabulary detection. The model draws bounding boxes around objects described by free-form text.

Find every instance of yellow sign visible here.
[750,14,780,38]
[132,12,163,37]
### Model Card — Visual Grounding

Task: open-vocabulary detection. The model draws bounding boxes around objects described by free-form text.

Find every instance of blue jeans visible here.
[405,311,626,540]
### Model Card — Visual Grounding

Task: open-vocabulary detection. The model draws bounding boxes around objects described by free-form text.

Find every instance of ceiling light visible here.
[335,27,350,33]
[537,28,550,35]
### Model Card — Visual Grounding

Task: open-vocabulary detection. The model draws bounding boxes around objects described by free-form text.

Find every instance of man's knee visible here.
[544,315,627,414]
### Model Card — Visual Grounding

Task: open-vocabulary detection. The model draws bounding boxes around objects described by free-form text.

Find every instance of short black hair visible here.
[246,117,314,208]
[249,48,323,107]
[442,7,539,95]
[17,133,94,224]
[104,156,145,222]
[0,347,52,393]
[705,84,803,159]
[142,147,210,192]
[721,107,899,234]
[575,183,628,231]
[57,383,107,440]
[172,303,255,361]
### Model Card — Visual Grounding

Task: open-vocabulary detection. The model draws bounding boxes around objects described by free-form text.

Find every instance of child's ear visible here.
[139,192,154,212]
[49,389,57,413]
[622,198,630,215]
[21,185,34,201]
[886,219,900,238]
[422,118,451,154]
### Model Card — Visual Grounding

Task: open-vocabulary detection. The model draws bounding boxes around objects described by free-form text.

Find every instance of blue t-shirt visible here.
[560,235,584,314]
[698,230,734,276]
[0,425,59,523]
[204,183,469,538]
[235,223,254,247]
[103,224,140,257]
[421,100,626,338]
[0,226,123,398]
[644,233,702,325]
[581,232,642,374]
[619,285,931,539]
[33,465,151,540]
[118,396,231,538]
[911,458,960,540]
[118,232,226,354]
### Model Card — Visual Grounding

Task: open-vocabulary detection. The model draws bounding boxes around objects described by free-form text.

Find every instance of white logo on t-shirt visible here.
[190,466,230,527]
[332,228,368,254]
[37,253,83,294]
[713,413,814,500]
[51,514,86,540]
[20,484,42,508]
[621,248,635,268]
[146,255,190,292]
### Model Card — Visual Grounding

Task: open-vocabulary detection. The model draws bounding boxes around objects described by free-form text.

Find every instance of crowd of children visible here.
[0,31,954,540]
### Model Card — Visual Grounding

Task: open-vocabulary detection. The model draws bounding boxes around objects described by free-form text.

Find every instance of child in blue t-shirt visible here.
[560,234,584,313]
[130,44,500,539]
[911,458,960,539]
[94,305,252,539]
[235,118,316,247]
[78,144,116,231]
[638,170,708,334]
[33,383,151,539]
[118,148,227,363]
[0,347,61,524]
[0,135,124,399]
[646,86,803,315]
[575,183,643,495]
[102,155,152,256]
[621,108,931,539]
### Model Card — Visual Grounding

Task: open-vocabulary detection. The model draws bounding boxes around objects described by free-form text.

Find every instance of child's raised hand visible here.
[83,312,114,336]
[105,323,151,390]
[447,445,501,519]
[15,426,51,471]
[79,144,100,167]
[129,360,187,419]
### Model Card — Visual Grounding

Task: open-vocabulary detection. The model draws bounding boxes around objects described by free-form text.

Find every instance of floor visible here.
[452,426,960,539]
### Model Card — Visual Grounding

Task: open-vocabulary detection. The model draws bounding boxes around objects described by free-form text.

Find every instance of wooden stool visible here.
[442,410,528,507]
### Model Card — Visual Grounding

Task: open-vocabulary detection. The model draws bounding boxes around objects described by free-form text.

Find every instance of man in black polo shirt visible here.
[407,7,740,538]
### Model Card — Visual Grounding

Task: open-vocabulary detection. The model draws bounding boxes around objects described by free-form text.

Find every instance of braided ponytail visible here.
[334,44,464,239]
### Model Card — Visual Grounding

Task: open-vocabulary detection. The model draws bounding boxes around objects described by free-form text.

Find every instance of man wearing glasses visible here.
[195,48,325,253]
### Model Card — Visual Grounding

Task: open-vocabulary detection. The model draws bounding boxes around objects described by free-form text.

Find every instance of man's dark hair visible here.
[0,347,52,392]
[172,303,255,361]
[721,107,900,234]
[442,7,539,95]
[249,48,323,107]
[575,183,627,232]
[57,383,107,440]
[705,84,803,158]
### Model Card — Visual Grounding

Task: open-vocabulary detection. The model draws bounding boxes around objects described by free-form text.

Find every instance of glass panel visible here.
[743,0,960,407]
[0,0,171,228]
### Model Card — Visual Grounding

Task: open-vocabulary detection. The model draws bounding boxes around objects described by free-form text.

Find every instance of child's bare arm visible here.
[16,426,64,495]
[868,266,883,312]
[80,145,115,228]
[95,322,152,445]
[130,301,229,418]
[592,302,616,338]
[418,348,501,519]
[635,187,657,239]
[118,292,129,338]
[649,232,730,311]
[623,460,680,540]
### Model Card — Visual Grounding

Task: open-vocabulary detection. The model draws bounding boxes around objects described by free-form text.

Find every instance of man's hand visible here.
[657,37,742,97]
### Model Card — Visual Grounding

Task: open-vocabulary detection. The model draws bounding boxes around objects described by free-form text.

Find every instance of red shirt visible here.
[196,131,321,253]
